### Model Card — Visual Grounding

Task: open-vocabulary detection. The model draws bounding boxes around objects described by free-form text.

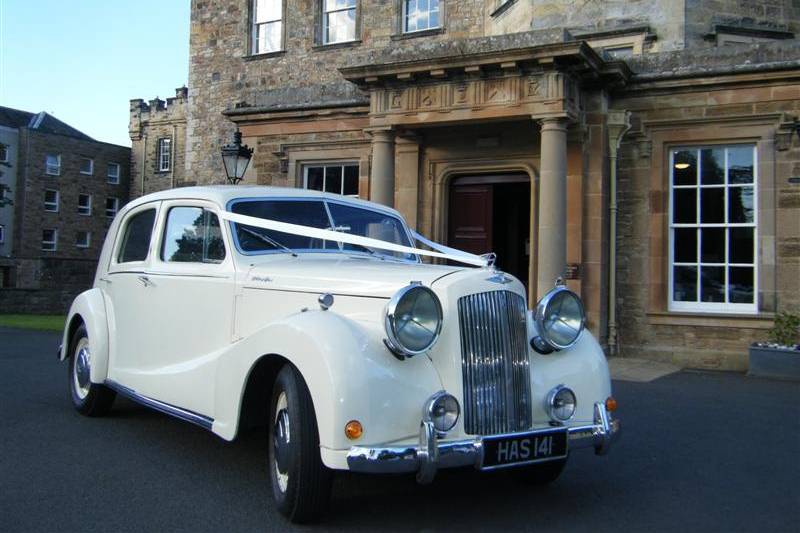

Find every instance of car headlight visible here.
[384,282,443,358]
[532,285,586,351]
[546,385,577,421]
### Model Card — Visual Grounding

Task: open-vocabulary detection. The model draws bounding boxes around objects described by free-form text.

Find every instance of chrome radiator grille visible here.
[457,290,532,435]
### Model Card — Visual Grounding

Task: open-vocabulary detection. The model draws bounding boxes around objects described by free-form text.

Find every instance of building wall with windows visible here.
[0,107,131,312]
[174,0,800,371]
[0,125,20,264]
[129,87,188,198]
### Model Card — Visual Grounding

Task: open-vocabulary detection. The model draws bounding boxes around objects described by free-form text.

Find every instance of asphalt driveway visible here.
[1,326,798,532]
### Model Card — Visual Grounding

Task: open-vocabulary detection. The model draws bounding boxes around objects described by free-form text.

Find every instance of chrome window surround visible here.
[533,285,586,351]
[384,282,443,358]
[458,290,532,435]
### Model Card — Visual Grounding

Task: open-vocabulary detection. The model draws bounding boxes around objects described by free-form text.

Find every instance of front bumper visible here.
[347,402,620,483]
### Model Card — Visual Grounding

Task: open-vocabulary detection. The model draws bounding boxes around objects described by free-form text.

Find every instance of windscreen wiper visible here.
[240,226,298,257]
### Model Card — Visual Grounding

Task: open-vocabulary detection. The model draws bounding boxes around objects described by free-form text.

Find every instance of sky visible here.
[0,0,190,147]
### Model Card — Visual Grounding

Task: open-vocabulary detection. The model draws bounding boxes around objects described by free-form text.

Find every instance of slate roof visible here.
[0,105,94,141]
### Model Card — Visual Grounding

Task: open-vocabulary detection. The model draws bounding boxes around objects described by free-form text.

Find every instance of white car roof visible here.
[124,185,404,217]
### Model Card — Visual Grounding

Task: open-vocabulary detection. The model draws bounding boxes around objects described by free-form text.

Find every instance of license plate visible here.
[481,428,568,469]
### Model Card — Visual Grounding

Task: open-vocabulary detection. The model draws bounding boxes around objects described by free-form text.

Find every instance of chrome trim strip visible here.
[105,379,214,431]
[347,402,620,480]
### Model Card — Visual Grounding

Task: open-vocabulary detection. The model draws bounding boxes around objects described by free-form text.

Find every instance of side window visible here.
[118,209,157,263]
[162,207,226,263]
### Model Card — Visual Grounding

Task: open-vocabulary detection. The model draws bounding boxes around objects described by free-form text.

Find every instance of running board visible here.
[105,380,214,431]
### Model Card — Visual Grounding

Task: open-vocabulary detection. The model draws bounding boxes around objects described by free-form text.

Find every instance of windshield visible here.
[230,198,417,261]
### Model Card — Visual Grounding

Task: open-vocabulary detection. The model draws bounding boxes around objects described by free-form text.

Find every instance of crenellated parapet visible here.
[129,87,188,141]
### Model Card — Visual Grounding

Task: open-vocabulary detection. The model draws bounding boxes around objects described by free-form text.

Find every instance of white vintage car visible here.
[60,186,619,522]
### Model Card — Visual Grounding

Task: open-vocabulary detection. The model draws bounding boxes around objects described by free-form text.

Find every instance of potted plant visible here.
[749,311,800,381]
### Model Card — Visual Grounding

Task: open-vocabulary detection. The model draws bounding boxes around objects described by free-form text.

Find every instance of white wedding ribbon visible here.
[220,211,489,268]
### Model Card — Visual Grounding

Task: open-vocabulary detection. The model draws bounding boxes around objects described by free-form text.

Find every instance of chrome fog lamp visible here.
[546,385,577,422]
[424,391,460,432]
[532,285,586,351]
[384,283,443,359]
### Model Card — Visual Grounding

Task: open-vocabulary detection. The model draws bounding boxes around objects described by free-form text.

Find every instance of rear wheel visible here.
[510,457,567,485]
[268,364,332,523]
[68,325,115,416]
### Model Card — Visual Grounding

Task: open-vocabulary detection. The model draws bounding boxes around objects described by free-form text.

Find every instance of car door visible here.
[136,200,235,417]
[103,202,161,391]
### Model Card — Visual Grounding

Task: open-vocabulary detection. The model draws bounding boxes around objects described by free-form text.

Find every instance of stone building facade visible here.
[169,0,799,370]
[0,106,131,313]
[129,87,189,199]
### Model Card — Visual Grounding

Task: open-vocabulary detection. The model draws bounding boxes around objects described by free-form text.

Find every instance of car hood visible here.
[240,254,467,298]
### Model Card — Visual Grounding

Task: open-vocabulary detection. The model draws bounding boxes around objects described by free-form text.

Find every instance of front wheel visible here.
[268,364,332,523]
[68,324,115,416]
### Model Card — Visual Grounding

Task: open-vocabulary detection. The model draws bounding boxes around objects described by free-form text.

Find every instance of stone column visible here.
[537,118,569,298]
[368,128,395,207]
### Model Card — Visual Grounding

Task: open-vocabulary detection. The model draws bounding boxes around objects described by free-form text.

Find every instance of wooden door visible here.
[448,185,493,256]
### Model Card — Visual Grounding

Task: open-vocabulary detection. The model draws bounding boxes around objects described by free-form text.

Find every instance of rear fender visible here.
[60,288,110,384]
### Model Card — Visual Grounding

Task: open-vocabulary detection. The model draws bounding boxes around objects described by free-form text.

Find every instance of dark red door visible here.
[448,185,493,256]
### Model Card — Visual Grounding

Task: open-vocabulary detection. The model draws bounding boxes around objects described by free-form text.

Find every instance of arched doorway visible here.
[448,174,531,291]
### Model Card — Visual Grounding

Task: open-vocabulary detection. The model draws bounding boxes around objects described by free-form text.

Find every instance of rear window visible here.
[117,209,156,263]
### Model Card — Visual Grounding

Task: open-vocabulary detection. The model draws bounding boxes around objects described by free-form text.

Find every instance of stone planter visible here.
[748,345,800,382]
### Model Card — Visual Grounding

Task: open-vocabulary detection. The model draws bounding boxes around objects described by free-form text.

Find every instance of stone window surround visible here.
[107,162,121,184]
[75,230,91,249]
[302,161,360,197]
[106,197,120,219]
[249,0,287,56]
[45,153,61,176]
[44,189,59,212]
[42,229,58,251]
[157,137,172,173]
[79,157,94,175]
[641,116,778,325]
[78,193,92,216]
[313,0,362,49]
[490,0,516,19]
[393,0,444,40]
[283,141,371,201]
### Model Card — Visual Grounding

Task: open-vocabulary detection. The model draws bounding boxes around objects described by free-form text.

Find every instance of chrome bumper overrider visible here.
[347,402,621,484]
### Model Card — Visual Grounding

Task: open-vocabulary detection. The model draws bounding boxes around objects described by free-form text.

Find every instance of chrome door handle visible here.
[137,275,153,287]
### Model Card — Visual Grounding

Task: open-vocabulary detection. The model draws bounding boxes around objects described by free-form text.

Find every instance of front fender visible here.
[530,331,612,425]
[212,309,443,452]
[60,288,110,385]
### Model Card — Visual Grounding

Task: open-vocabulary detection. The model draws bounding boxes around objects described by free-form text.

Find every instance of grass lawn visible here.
[0,314,66,332]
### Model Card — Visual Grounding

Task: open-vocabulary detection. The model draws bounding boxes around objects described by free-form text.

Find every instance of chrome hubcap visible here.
[73,339,91,400]
[273,392,290,493]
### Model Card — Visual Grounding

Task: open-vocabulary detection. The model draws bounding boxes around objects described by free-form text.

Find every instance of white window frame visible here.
[78,193,92,216]
[42,229,57,251]
[157,138,172,172]
[106,197,119,218]
[252,0,284,54]
[323,0,357,45]
[403,0,440,34]
[45,154,61,176]
[107,162,121,184]
[75,230,91,248]
[80,157,94,175]
[303,162,359,197]
[44,189,60,212]
[668,144,758,314]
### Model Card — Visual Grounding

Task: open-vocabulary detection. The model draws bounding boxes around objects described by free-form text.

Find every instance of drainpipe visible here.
[606,111,631,357]
[171,125,177,189]
[141,134,147,197]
